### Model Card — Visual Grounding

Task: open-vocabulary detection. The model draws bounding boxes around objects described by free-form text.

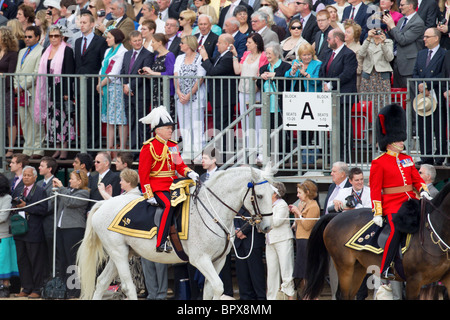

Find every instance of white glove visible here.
[420,191,432,201]
[187,171,199,182]
[147,197,158,206]
[373,215,383,227]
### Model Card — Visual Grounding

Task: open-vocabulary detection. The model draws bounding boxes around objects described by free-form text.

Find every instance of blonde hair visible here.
[0,26,18,51]
[7,19,25,40]
[182,35,198,52]
[120,168,139,188]
[198,5,218,25]
[180,9,196,25]
[297,42,317,60]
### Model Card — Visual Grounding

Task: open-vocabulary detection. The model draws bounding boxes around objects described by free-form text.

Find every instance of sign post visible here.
[282,92,332,131]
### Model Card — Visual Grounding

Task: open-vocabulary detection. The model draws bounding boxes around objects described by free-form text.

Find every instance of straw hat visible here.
[413,93,437,117]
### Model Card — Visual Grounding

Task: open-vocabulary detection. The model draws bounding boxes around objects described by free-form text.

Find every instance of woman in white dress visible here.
[230,33,268,162]
[174,35,207,161]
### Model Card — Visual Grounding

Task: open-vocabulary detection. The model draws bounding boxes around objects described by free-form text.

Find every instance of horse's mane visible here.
[431,181,450,206]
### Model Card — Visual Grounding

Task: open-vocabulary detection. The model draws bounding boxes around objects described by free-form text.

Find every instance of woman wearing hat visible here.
[370,104,431,280]
[138,106,199,253]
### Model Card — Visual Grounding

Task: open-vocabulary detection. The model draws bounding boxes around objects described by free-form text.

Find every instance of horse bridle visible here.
[192,179,273,262]
[420,198,450,260]
[199,180,273,227]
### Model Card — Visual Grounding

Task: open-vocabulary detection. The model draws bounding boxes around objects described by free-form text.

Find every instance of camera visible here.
[345,195,357,209]
[439,19,447,26]
[97,10,106,17]
[11,196,24,207]
[47,9,52,15]
[375,29,383,35]
[383,10,389,16]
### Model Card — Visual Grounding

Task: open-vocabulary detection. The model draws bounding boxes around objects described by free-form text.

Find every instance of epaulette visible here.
[143,137,155,145]
[168,139,178,144]
[372,152,386,161]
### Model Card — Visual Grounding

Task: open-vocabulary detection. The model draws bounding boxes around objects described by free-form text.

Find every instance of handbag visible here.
[41,277,67,299]
[10,213,28,235]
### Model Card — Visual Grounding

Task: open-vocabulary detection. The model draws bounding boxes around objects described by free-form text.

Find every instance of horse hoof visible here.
[220,294,235,300]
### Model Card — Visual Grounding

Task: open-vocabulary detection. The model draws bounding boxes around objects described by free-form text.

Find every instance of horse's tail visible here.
[303,212,339,299]
[76,201,107,300]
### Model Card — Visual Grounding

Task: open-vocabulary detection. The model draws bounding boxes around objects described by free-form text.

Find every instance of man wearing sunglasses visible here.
[14,26,44,159]
[291,0,319,44]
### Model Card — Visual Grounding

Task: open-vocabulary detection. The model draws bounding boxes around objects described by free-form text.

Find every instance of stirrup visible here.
[156,240,173,253]
[381,266,395,280]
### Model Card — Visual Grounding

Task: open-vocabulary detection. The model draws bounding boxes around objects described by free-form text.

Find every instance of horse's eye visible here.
[257,195,263,199]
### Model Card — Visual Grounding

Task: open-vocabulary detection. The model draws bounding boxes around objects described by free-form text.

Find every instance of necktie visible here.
[128,51,137,73]
[98,174,102,186]
[42,181,47,188]
[426,49,432,67]
[159,12,162,19]
[21,47,31,66]
[11,176,19,192]
[206,172,210,180]
[198,35,204,46]
[318,33,324,53]
[350,7,355,20]
[400,17,408,30]
[326,51,335,74]
[23,187,29,198]
[82,37,87,55]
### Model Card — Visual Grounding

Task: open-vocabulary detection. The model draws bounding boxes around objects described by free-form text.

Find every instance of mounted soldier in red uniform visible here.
[370,104,432,279]
[138,106,199,253]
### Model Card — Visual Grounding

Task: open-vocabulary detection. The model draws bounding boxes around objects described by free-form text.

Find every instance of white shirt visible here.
[325,178,349,214]
[334,186,372,209]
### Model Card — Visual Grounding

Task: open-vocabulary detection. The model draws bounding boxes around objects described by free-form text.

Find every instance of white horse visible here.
[76,165,274,300]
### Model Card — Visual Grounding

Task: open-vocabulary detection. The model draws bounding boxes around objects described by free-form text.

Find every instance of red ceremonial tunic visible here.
[138,135,191,198]
[370,149,428,216]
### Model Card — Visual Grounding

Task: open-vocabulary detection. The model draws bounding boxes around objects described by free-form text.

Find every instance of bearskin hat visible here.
[376,104,407,152]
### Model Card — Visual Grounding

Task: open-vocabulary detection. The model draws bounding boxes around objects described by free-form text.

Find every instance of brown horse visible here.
[303,184,450,300]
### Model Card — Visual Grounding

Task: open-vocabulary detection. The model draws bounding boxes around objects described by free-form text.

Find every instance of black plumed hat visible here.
[376,104,407,152]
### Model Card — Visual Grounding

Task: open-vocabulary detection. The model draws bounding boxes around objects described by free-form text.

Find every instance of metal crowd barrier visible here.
[1,73,447,175]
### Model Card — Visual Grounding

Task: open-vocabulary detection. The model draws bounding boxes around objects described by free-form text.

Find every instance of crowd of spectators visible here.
[2,0,449,164]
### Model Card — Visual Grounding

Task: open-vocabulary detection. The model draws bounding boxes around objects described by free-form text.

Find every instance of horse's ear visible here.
[263,161,275,180]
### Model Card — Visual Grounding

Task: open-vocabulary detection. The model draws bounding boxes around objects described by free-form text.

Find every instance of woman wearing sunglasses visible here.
[280,19,308,63]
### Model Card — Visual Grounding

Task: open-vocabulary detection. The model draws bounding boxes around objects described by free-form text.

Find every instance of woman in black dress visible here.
[35,26,74,160]
[0,26,19,158]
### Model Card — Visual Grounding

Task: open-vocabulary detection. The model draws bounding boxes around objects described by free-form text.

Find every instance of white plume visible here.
[139,106,173,130]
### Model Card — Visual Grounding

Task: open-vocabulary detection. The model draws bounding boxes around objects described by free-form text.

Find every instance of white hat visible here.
[413,93,437,117]
[139,106,175,131]
[43,0,61,10]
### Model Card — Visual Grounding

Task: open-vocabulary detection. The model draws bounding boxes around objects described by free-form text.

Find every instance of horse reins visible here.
[420,198,450,260]
[192,179,273,262]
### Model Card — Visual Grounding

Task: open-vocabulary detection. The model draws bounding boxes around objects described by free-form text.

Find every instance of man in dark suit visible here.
[218,0,253,29]
[385,0,425,88]
[200,34,236,159]
[74,13,108,150]
[37,156,58,274]
[234,206,266,300]
[199,148,219,182]
[168,0,188,19]
[320,28,358,161]
[13,166,48,298]
[9,153,29,199]
[291,0,319,45]
[341,0,374,43]
[165,18,182,57]
[417,0,439,28]
[88,152,121,207]
[223,17,247,59]
[412,27,446,165]
[195,14,219,59]
[121,30,154,153]
[314,10,333,63]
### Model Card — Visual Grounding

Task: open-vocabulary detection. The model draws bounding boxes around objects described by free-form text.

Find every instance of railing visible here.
[1,73,447,175]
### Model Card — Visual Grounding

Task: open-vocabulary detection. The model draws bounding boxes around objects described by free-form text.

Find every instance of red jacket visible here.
[370,150,428,216]
[138,135,191,198]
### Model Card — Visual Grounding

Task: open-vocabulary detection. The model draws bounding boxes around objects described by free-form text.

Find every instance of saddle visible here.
[345,199,422,280]
[108,178,193,261]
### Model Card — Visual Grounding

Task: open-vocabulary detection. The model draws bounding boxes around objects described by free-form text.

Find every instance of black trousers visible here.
[15,240,48,294]
[417,104,448,163]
